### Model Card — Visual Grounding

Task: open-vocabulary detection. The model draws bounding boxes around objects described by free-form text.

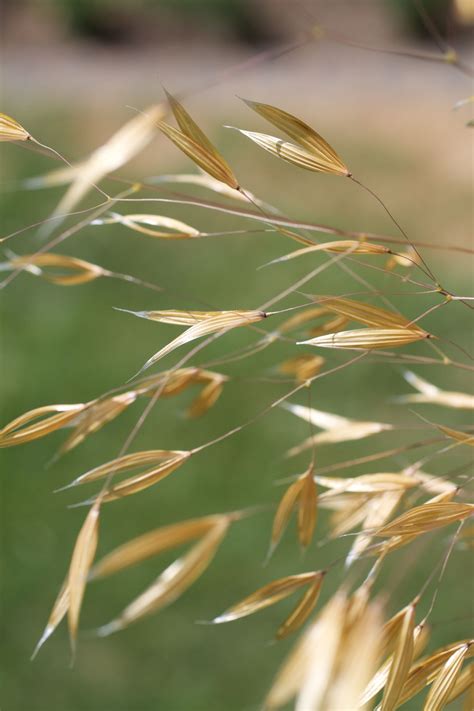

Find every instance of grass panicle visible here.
[3,10,473,709]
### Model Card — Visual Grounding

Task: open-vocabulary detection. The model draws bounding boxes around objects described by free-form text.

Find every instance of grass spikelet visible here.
[0,371,225,454]
[375,502,474,538]
[415,471,459,497]
[263,239,390,267]
[297,469,317,549]
[227,127,347,176]
[308,313,349,337]
[47,104,163,229]
[376,604,417,661]
[381,603,416,711]
[270,465,317,556]
[118,309,267,373]
[294,591,383,710]
[270,476,305,556]
[4,253,106,285]
[96,515,230,636]
[318,473,419,495]
[92,212,200,239]
[135,367,199,396]
[396,640,474,707]
[324,598,384,711]
[444,663,473,706]
[5,28,474,709]
[116,308,259,326]
[0,403,87,447]
[424,642,471,711]
[158,91,238,189]
[164,88,219,156]
[361,622,429,705]
[436,424,474,447]
[346,491,403,566]
[158,121,239,189]
[327,495,372,537]
[276,572,325,640]
[68,499,101,657]
[282,402,363,430]
[299,327,430,350]
[241,99,348,171]
[91,514,227,580]
[394,371,474,409]
[186,372,227,417]
[63,449,191,503]
[283,402,392,456]
[265,590,349,710]
[277,306,330,334]
[149,171,269,207]
[136,367,228,417]
[313,296,423,330]
[0,112,31,141]
[235,99,349,176]
[368,490,460,557]
[277,354,325,382]
[59,393,138,455]
[211,570,325,639]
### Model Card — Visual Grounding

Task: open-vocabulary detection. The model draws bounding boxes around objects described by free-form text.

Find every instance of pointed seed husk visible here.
[381,603,416,711]
[94,212,200,239]
[91,514,225,580]
[229,127,347,176]
[0,112,30,141]
[96,516,230,635]
[376,502,474,538]
[0,403,87,447]
[68,499,101,655]
[158,120,239,189]
[299,327,430,350]
[264,239,389,267]
[424,643,471,711]
[135,309,267,372]
[241,99,349,175]
[7,253,105,285]
[211,571,323,634]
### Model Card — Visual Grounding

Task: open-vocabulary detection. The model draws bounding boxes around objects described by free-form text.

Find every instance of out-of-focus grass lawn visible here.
[1,104,472,711]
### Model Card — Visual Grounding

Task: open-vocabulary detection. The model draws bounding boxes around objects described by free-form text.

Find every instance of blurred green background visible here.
[1,2,473,710]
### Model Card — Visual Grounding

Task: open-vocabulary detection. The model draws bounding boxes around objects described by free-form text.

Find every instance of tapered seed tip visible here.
[263,541,277,567]
[31,626,53,660]
[96,620,122,637]
[163,87,176,105]
[113,306,142,317]
[126,362,150,384]
[284,446,298,459]
[68,497,95,509]
[54,480,78,493]
[344,552,356,570]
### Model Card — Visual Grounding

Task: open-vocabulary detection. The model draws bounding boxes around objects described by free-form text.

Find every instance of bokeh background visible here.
[1,2,473,710]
